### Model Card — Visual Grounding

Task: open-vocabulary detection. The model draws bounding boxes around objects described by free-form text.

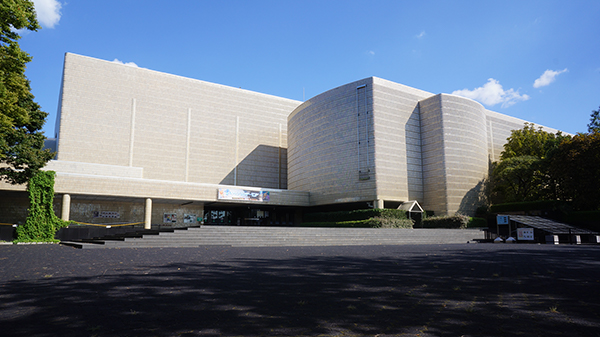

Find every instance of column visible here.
[234,116,239,185]
[144,198,152,229]
[61,194,71,221]
[375,199,384,209]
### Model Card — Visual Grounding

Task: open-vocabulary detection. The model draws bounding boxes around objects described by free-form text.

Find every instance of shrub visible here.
[475,205,489,218]
[297,221,370,228]
[379,209,410,220]
[367,217,414,229]
[300,208,413,228]
[422,213,470,229]
[467,217,487,228]
[304,209,408,223]
[490,200,569,213]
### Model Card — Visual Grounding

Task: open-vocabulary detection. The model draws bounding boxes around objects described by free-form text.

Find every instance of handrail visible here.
[69,221,144,228]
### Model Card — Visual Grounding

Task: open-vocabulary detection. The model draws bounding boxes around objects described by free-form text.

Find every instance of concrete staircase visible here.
[61,226,487,249]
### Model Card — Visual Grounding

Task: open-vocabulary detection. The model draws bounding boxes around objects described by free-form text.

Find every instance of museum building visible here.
[0,53,563,228]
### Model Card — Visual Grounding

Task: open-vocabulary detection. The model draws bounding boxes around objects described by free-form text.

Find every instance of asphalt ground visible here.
[1,243,600,337]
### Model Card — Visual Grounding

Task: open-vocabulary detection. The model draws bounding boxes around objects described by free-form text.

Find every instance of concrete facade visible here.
[56,53,299,189]
[0,53,566,227]
[288,78,562,215]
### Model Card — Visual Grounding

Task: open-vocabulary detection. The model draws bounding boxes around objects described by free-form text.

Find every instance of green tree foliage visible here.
[15,171,69,242]
[549,132,600,210]
[492,123,568,203]
[500,122,565,160]
[0,0,54,185]
[588,106,600,134]
[491,118,600,211]
[493,156,544,202]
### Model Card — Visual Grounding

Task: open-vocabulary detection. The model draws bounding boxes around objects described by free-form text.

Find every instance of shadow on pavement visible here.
[1,244,600,336]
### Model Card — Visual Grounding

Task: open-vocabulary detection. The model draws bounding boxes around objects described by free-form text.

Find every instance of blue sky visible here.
[22,0,600,137]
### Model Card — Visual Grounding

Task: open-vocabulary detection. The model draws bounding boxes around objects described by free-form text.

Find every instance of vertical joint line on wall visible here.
[357,91,360,172]
[278,123,282,189]
[417,102,425,198]
[185,108,191,182]
[357,84,366,173]
[129,98,136,167]
[364,86,369,169]
[234,116,239,186]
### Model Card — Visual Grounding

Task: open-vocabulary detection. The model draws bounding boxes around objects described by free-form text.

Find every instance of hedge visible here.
[467,217,487,228]
[303,209,408,223]
[421,214,470,229]
[297,220,374,228]
[490,200,568,213]
[299,218,414,229]
[367,217,414,228]
[301,209,413,228]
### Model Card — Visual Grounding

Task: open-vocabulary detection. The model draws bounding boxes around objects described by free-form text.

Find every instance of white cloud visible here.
[32,0,62,28]
[416,31,426,39]
[368,50,375,55]
[533,68,568,88]
[452,78,530,108]
[112,59,139,67]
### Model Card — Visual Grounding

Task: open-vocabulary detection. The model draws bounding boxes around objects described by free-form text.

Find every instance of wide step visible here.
[62,226,486,249]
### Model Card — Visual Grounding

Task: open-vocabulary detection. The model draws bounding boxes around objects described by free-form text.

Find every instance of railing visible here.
[67,221,144,228]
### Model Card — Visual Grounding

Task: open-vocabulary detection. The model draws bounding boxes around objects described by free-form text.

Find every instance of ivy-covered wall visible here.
[15,171,69,242]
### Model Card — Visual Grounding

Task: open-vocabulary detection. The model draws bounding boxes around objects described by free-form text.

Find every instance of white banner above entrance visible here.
[218,188,270,202]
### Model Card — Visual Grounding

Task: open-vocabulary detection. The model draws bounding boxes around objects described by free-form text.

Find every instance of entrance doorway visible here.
[203,206,296,226]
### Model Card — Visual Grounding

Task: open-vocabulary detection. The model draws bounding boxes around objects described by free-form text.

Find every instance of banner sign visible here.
[218,188,270,202]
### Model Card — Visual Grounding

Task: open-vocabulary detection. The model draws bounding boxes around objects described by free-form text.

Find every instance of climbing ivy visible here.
[15,171,70,242]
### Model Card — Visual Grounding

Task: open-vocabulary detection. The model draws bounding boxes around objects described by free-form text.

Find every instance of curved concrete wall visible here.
[288,78,376,205]
[290,79,496,214]
[420,94,489,215]
[371,78,432,203]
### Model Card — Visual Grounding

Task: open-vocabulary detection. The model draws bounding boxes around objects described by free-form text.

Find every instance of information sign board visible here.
[497,215,509,225]
[517,228,534,241]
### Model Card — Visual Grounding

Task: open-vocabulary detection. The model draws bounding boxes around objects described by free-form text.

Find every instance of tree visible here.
[588,106,600,134]
[0,0,54,185]
[491,123,569,203]
[549,132,600,210]
[500,122,566,160]
[492,156,544,203]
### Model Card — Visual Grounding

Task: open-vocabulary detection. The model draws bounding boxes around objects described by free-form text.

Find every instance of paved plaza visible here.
[1,243,600,336]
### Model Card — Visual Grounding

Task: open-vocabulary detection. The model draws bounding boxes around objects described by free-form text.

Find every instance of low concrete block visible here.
[546,235,559,245]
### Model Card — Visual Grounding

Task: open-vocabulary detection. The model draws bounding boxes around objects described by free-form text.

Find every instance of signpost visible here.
[496,215,509,225]
[496,215,510,240]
